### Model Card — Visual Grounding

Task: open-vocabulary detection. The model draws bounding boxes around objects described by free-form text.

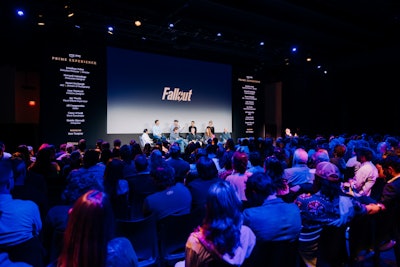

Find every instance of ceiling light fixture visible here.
[107,26,114,34]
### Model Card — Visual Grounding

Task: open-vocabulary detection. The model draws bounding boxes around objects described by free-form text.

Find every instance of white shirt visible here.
[351,161,378,197]
[142,132,153,145]
[152,125,162,137]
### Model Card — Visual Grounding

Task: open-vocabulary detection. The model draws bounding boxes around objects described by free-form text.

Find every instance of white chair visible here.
[139,135,145,148]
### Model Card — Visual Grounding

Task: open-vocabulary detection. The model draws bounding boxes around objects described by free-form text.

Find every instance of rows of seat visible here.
[114,208,205,267]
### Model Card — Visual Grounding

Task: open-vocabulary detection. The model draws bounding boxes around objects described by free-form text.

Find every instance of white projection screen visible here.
[107,47,233,135]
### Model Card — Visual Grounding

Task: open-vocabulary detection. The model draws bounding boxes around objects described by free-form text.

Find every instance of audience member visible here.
[264,155,290,200]
[178,180,255,266]
[62,149,105,204]
[362,154,400,266]
[99,142,113,165]
[218,138,235,170]
[11,155,49,222]
[127,153,158,219]
[0,159,44,267]
[283,147,314,202]
[330,143,347,180]
[243,172,301,242]
[143,164,192,220]
[119,144,137,178]
[226,151,252,205]
[50,189,139,267]
[295,161,359,267]
[0,141,12,160]
[27,144,62,206]
[148,149,166,173]
[345,140,369,181]
[348,146,378,200]
[60,150,82,180]
[247,151,265,174]
[165,144,190,183]
[77,138,87,156]
[186,156,220,212]
[103,158,129,219]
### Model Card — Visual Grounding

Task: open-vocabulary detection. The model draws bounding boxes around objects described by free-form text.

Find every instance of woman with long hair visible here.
[180,180,255,266]
[53,189,138,267]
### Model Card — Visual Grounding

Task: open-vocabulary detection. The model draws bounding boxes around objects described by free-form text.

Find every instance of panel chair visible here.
[157,208,204,267]
[115,213,160,267]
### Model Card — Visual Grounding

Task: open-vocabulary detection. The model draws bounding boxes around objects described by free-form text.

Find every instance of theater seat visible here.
[115,213,160,267]
[242,239,300,267]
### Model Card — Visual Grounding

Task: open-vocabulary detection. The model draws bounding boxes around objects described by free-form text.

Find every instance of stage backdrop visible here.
[106,47,232,135]
[40,45,278,147]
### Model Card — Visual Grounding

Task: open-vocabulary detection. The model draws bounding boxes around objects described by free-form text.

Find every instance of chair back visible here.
[139,135,145,148]
[242,239,300,267]
[157,208,204,266]
[2,236,45,267]
[115,213,159,267]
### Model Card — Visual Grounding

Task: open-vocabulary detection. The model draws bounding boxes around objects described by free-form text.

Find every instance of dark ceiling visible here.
[3,0,400,71]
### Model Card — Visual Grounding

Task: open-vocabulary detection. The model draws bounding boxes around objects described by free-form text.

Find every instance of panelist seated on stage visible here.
[187,127,202,143]
[141,129,154,146]
[152,119,165,142]
[220,128,232,144]
[170,126,188,153]
[169,119,184,135]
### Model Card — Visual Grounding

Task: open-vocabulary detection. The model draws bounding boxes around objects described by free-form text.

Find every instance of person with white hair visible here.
[282,148,314,202]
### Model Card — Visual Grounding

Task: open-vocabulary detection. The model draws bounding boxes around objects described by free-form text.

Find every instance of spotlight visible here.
[134,20,142,27]
[216,32,222,37]
[259,41,265,46]
[16,9,24,16]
